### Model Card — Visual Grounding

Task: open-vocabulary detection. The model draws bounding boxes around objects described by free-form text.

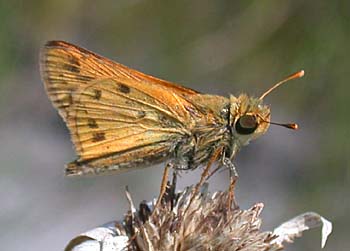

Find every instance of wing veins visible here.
[75,125,141,134]
[79,129,148,147]
[75,84,182,124]
[99,86,181,123]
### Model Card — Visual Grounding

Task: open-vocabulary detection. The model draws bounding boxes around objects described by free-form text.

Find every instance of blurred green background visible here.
[0,1,348,250]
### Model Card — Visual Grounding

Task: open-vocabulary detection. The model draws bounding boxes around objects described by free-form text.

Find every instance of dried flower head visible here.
[130,185,277,251]
[65,170,332,251]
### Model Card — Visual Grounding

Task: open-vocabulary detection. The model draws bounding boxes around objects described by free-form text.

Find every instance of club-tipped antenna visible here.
[269,121,298,130]
[259,70,304,100]
[257,114,298,131]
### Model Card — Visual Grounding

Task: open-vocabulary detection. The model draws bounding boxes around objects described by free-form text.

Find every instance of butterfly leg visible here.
[167,169,178,210]
[184,146,223,215]
[227,175,238,210]
[223,157,239,179]
[153,163,171,212]
[206,148,239,180]
[222,157,239,209]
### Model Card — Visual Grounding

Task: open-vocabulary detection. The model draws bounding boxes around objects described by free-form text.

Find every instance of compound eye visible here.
[235,115,258,135]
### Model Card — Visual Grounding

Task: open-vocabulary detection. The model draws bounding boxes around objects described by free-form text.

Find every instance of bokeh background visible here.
[0,1,349,250]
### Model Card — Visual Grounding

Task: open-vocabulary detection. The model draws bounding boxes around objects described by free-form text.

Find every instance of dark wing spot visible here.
[63,56,81,73]
[92,132,106,142]
[76,75,95,82]
[63,63,80,73]
[94,89,102,100]
[57,93,73,108]
[67,93,73,105]
[87,118,98,128]
[69,56,80,67]
[158,114,174,127]
[125,100,133,105]
[137,111,146,119]
[118,83,130,94]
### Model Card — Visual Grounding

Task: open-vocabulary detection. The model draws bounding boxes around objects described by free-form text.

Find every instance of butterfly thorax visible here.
[170,94,230,170]
[172,94,271,170]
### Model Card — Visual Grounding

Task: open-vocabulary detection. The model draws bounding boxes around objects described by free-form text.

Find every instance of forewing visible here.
[40,41,202,173]
[41,40,198,106]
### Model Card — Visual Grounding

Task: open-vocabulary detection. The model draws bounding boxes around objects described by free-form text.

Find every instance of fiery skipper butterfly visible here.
[40,41,302,176]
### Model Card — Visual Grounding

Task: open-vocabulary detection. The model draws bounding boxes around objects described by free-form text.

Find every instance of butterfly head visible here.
[228,70,303,147]
[229,94,271,146]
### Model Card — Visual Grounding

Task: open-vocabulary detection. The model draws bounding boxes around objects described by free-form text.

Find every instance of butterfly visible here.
[40,41,302,177]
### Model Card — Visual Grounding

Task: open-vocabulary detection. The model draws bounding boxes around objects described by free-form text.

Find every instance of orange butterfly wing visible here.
[40,41,202,176]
